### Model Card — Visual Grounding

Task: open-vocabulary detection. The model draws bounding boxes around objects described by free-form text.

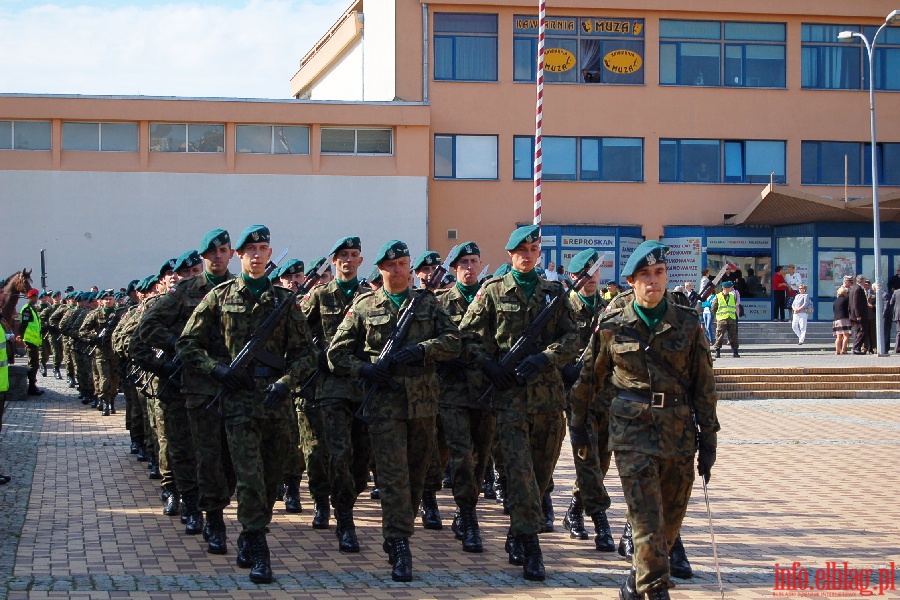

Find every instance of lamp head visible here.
[887,10,900,25]
[837,30,856,41]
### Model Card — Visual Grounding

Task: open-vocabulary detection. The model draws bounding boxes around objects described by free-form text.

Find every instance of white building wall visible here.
[362,0,397,101]
[1,171,427,290]
[309,41,364,101]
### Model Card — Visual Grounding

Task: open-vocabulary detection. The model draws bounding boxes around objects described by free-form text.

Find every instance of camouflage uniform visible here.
[569,300,719,595]
[458,274,578,537]
[177,276,317,535]
[60,304,95,399]
[434,284,496,514]
[327,287,460,540]
[111,304,145,449]
[302,279,373,513]
[50,303,76,381]
[78,306,121,410]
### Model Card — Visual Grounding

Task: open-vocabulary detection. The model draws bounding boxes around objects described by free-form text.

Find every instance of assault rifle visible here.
[204,260,330,413]
[478,257,603,404]
[86,306,127,356]
[355,246,457,424]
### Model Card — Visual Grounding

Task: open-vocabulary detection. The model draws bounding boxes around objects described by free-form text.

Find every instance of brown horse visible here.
[1,269,33,326]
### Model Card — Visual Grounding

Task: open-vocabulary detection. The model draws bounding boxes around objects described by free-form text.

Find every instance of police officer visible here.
[459,225,579,581]
[178,225,317,584]
[569,240,719,600]
[327,240,460,582]
[301,236,372,553]
[19,289,45,396]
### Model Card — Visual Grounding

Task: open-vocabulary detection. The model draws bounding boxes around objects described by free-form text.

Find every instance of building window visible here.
[660,139,785,183]
[660,20,785,87]
[802,141,900,186]
[513,16,644,84]
[434,134,498,179]
[150,123,224,153]
[321,128,392,154]
[0,120,51,150]
[514,136,643,181]
[434,13,498,82]
[62,122,138,152]
[802,24,900,91]
[236,125,310,154]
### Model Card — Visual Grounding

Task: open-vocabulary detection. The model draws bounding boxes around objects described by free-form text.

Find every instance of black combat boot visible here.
[370,487,380,500]
[137,444,148,462]
[540,492,555,533]
[162,485,180,516]
[389,538,413,582]
[420,490,443,530]
[334,506,360,553]
[312,497,330,529]
[109,398,116,414]
[521,534,545,581]
[249,531,273,584]
[619,569,640,600]
[591,511,616,552]
[180,499,189,525]
[53,367,62,380]
[451,507,463,540]
[148,455,161,479]
[283,477,302,513]
[668,534,693,579]
[646,587,672,600]
[482,463,497,500]
[236,532,253,568]
[102,401,110,417]
[563,494,589,540]
[182,496,204,535]
[505,532,524,566]
[618,522,634,560]
[40,364,47,377]
[460,505,483,553]
[206,509,227,555]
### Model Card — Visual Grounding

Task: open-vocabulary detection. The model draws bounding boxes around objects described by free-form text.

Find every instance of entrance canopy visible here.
[727,185,900,226]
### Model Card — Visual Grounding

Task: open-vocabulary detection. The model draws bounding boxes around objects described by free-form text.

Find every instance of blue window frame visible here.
[514,135,643,181]
[434,13,498,82]
[513,16,645,85]
[434,134,498,179]
[660,20,786,88]
[660,139,785,184]
[802,24,900,90]
[802,141,900,186]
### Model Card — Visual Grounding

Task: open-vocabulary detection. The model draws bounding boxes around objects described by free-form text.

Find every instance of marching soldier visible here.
[458,225,579,581]
[569,240,719,600]
[79,290,122,415]
[44,291,65,380]
[178,225,317,584]
[327,240,460,581]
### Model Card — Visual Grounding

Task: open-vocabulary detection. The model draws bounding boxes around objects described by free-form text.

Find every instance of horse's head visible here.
[5,269,33,293]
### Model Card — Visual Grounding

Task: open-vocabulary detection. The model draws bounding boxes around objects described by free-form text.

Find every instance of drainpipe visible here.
[422,4,429,102]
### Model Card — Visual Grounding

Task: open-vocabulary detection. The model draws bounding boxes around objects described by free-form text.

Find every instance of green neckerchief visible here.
[241,273,269,300]
[511,269,539,301]
[103,306,115,314]
[336,277,359,299]
[205,270,228,287]
[633,298,667,332]
[384,288,410,308]
[578,291,598,308]
[456,281,480,304]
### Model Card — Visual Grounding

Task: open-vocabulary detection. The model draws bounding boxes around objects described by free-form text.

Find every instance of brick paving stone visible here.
[0,361,898,599]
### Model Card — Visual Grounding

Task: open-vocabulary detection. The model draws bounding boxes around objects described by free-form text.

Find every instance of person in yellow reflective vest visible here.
[18,289,44,395]
[709,280,740,359]
[1,303,14,483]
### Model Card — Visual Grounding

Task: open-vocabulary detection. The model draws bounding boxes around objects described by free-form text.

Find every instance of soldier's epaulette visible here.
[352,289,376,305]
[303,281,328,301]
[479,276,505,288]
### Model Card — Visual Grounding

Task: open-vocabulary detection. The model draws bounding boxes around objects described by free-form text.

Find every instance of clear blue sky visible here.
[0,0,351,98]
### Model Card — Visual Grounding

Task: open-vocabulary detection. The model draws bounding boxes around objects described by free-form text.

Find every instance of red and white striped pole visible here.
[532,0,546,228]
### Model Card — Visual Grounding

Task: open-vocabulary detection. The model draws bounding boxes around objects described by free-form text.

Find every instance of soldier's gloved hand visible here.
[157,360,180,379]
[568,423,591,450]
[263,382,291,409]
[317,349,330,373]
[697,445,716,483]
[481,360,517,390]
[440,358,467,372]
[392,344,425,366]
[561,362,583,388]
[359,363,392,385]
[210,364,254,391]
[515,352,550,380]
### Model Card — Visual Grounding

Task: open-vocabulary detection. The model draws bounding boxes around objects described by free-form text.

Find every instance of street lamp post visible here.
[838,10,900,357]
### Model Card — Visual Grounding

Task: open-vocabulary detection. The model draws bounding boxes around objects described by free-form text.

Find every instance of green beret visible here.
[0,279,5,288]
[412,250,441,271]
[329,236,362,256]
[305,257,329,279]
[721,280,734,288]
[493,264,512,277]
[126,279,140,294]
[367,265,383,284]
[234,225,270,251]
[568,248,600,274]
[137,276,156,293]
[621,241,669,278]
[373,240,410,265]
[51,290,61,298]
[175,250,202,272]
[65,285,75,293]
[280,259,305,277]
[446,242,480,266]
[505,225,541,251]
[199,228,230,254]
[38,291,47,299]
[159,258,178,279]
[114,292,126,301]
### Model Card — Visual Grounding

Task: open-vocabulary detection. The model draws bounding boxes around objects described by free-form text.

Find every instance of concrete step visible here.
[713,365,900,399]
[718,389,900,400]
[717,381,900,391]
[715,373,900,383]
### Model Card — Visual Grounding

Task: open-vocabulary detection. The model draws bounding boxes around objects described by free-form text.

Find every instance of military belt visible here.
[618,389,686,408]
[391,364,436,377]
[251,367,283,378]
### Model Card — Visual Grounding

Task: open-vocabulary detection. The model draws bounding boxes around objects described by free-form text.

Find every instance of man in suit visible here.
[849,275,870,355]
